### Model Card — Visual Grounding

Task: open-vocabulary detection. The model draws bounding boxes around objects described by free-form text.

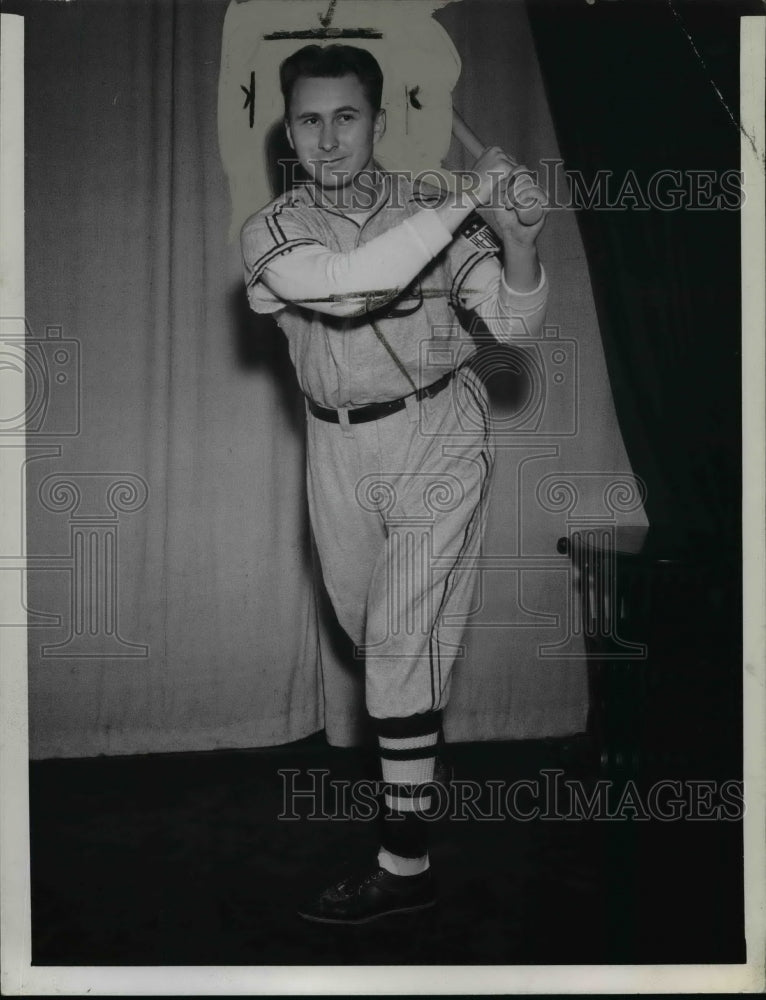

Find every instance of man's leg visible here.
[304,411,386,646]
[374,710,441,876]
[365,377,494,884]
[298,371,495,922]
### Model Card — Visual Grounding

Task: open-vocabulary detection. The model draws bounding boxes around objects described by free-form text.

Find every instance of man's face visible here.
[285,74,385,191]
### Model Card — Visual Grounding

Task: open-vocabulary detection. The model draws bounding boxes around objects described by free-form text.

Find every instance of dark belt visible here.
[307,369,456,425]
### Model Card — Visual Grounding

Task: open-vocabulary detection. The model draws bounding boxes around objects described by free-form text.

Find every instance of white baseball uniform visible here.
[242,171,548,719]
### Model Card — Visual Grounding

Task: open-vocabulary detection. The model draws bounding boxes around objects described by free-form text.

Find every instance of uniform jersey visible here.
[241,170,548,720]
[241,171,548,408]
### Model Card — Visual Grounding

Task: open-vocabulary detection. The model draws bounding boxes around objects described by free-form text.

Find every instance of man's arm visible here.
[248,208,459,319]
[459,257,548,341]
[456,169,549,340]
[482,169,546,291]
[243,148,517,319]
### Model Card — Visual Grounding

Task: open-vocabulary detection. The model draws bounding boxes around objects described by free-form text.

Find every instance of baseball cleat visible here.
[296,866,436,924]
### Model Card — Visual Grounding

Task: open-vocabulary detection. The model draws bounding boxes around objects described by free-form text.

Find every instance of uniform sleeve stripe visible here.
[270,201,288,243]
[246,238,323,284]
[264,213,281,247]
[261,200,292,247]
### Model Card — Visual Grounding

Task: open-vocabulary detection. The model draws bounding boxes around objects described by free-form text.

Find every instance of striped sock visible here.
[374,711,441,874]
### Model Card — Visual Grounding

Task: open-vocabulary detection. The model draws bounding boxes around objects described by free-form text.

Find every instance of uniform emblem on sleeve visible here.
[460,214,502,251]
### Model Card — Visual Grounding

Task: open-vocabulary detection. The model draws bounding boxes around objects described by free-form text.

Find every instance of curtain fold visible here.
[21,0,642,758]
[25,0,324,757]
[526,0,749,553]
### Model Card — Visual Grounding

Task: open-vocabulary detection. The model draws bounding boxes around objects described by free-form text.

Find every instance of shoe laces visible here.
[360,869,385,887]
[338,868,385,893]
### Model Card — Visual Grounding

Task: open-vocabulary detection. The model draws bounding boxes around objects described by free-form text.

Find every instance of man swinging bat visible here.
[241,44,548,923]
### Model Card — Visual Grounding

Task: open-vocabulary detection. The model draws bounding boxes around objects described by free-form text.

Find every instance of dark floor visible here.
[29,732,745,966]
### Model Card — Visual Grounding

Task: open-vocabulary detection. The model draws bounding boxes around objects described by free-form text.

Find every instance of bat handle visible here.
[451,108,544,226]
[451,108,489,161]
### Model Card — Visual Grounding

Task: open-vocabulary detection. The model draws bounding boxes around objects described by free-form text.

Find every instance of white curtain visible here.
[22,0,645,759]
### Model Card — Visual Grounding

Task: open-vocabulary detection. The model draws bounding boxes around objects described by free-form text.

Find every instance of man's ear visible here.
[373,108,386,144]
[285,120,295,150]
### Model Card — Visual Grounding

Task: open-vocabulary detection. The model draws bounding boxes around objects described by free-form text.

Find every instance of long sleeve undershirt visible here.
[248,206,547,341]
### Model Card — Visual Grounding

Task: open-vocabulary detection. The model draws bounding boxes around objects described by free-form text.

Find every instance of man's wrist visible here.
[500,264,547,300]
[502,239,541,293]
[502,230,540,254]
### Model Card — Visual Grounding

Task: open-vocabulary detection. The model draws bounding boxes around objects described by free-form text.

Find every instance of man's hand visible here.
[470,146,518,209]
[435,150,546,249]
[477,167,547,247]
[476,162,548,293]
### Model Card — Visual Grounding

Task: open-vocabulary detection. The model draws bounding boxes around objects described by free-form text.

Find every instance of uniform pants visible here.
[306,366,495,720]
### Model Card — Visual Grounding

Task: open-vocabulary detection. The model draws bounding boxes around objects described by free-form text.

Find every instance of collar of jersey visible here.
[300,164,392,221]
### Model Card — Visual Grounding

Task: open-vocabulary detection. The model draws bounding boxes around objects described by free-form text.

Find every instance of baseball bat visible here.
[451,108,545,226]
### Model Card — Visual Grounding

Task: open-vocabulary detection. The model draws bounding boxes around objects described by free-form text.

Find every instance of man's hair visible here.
[280,44,384,117]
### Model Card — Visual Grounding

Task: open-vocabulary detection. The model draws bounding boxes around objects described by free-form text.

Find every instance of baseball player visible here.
[241,44,548,923]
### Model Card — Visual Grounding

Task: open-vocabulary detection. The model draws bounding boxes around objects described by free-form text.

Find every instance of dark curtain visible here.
[527,0,756,556]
